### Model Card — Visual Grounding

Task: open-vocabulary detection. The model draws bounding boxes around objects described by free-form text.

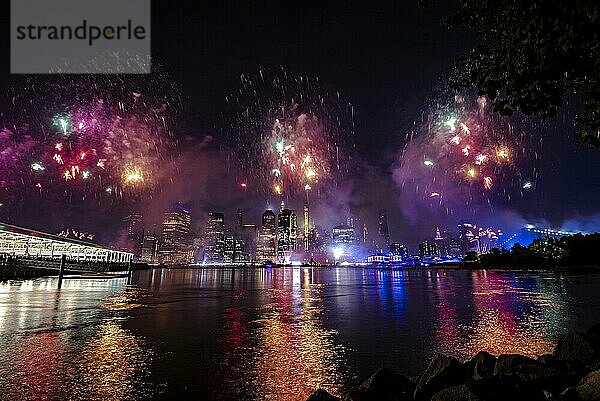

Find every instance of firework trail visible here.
[224,67,355,199]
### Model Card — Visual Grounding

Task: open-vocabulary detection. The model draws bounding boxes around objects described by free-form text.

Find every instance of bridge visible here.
[0,222,133,263]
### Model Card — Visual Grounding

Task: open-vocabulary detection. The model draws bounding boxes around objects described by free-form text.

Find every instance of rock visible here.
[431,385,469,401]
[494,354,540,376]
[306,389,340,401]
[560,386,579,401]
[588,324,600,353]
[343,388,401,401]
[538,354,557,365]
[511,363,574,394]
[358,368,415,400]
[576,370,600,401]
[539,352,588,374]
[413,354,465,400]
[553,331,595,363]
[465,351,497,380]
[465,375,547,401]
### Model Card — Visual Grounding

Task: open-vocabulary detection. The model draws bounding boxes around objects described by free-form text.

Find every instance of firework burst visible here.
[224,67,355,198]
[394,93,539,214]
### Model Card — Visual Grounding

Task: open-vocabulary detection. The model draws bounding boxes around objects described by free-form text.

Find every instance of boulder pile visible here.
[306,323,600,401]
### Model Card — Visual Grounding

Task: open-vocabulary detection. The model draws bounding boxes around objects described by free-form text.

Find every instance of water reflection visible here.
[0,279,152,401]
[74,318,151,400]
[213,268,348,401]
[1,268,599,401]
[429,270,570,360]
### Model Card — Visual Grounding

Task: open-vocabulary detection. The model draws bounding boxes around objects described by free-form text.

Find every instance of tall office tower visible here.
[346,216,354,227]
[434,227,446,257]
[224,232,236,263]
[158,203,192,264]
[204,212,225,263]
[303,202,310,251]
[257,209,277,262]
[140,230,158,263]
[122,213,144,257]
[277,208,297,261]
[241,224,257,262]
[362,223,368,244]
[235,209,243,228]
[378,209,390,251]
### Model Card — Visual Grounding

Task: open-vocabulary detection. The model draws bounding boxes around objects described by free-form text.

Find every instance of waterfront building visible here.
[277,206,297,262]
[122,213,144,258]
[236,209,243,227]
[158,203,193,264]
[419,241,437,259]
[140,231,158,263]
[332,225,356,244]
[204,212,225,263]
[257,209,277,263]
[378,209,390,251]
[224,232,235,263]
[390,242,408,255]
[303,202,310,252]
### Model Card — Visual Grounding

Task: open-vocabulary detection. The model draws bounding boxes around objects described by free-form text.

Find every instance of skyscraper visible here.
[303,202,310,252]
[235,209,243,228]
[122,213,144,258]
[257,209,277,262]
[378,209,390,251]
[277,207,297,262]
[140,230,158,263]
[204,212,225,263]
[158,203,192,264]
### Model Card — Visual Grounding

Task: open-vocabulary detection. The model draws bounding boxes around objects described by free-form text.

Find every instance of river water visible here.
[1,267,599,400]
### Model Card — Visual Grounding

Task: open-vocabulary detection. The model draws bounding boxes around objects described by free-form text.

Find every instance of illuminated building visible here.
[277,205,297,262]
[331,225,356,263]
[332,225,355,244]
[390,242,408,255]
[204,212,225,263]
[378,209,390,251]
[140,231,158,263]
[241,224,257,262]
[158,203,193,264]
[419,241,437,259]
[236,209,243,227]
[224,233,235,263]
[122,213,144,258]
[362,223,368,244]
[0,222,132,262]
[257,209,277,263]
[303,202,310,252]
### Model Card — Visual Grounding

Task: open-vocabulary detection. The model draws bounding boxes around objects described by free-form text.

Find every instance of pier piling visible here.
[57,254,66,289]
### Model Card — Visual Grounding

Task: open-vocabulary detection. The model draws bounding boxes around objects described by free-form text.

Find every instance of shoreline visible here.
[4,263,600,281]
[307,324,600,401]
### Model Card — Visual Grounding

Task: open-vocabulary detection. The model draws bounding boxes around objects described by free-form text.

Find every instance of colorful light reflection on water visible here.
[1,268,599,400]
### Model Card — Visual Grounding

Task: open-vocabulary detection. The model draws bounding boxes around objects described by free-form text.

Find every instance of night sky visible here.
[0,1,598,248]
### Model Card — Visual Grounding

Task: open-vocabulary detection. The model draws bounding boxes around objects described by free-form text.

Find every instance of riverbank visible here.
[308,323,600,401]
